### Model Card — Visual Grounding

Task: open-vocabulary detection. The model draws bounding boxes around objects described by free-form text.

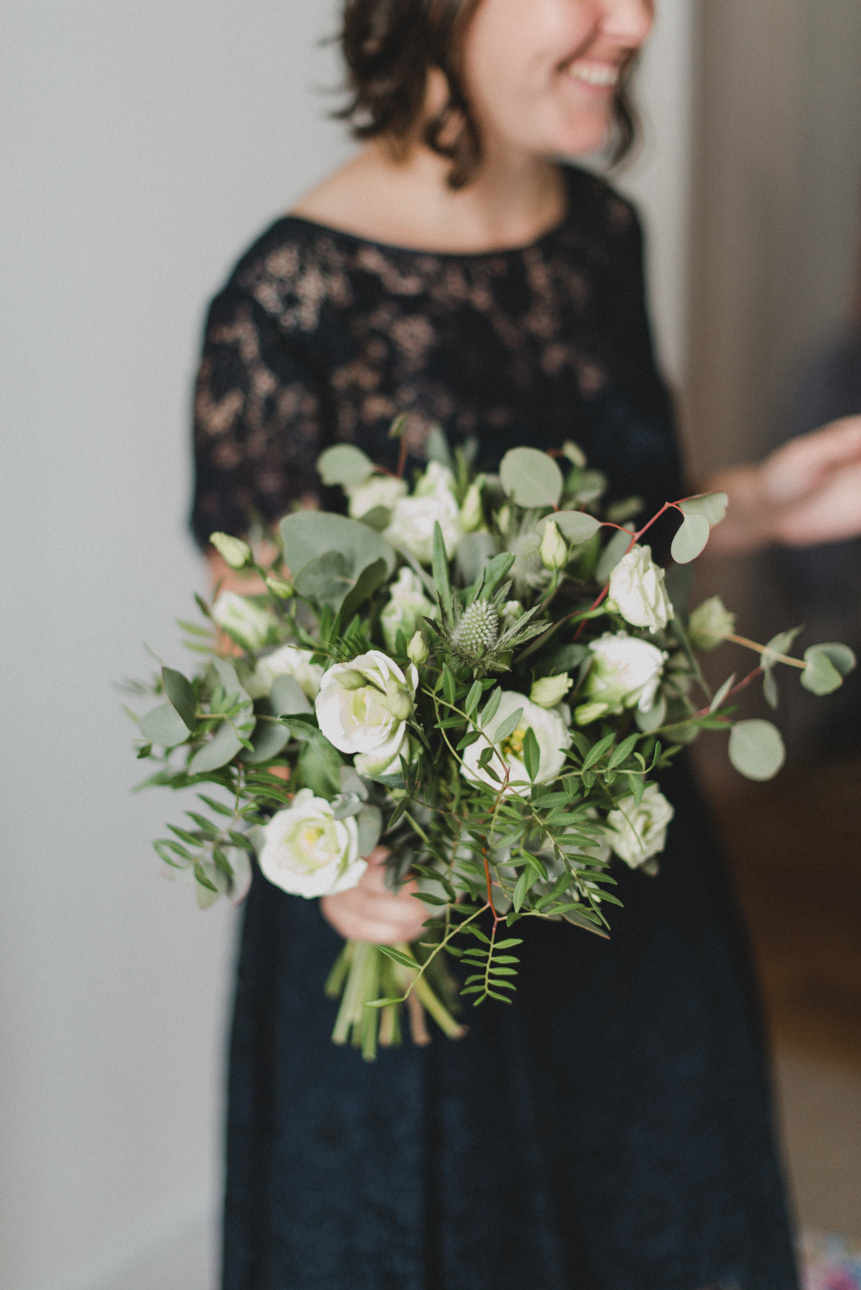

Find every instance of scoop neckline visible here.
[276,169,575,261]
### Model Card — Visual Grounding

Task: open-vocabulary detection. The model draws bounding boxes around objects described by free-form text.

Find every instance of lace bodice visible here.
[190,166,681,547]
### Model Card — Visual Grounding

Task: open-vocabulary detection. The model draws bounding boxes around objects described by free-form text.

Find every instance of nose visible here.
[599,0,654,49]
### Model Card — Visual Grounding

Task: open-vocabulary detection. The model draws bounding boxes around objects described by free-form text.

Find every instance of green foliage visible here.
[499,447,564,509]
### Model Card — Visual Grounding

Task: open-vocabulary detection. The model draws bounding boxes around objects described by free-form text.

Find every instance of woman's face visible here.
[461,0,654,161]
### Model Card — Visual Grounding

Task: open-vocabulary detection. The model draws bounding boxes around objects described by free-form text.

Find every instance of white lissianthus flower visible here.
[576,632,667,723]
[246,644,325,700]
[259,789,365,897]
[607,544,673,634]
[211,591,278,651]
[530,674,573,708]
[384,461,463,564]
[346,473,407,520]
[316,650,418,777]
[380,567,437,653]
[605,784,675,868]
[462,691,571,797]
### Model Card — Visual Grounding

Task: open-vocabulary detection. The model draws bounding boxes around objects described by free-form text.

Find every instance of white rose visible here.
[608,544,673,634]
[462,691,571,797]
[246,644,324,700]
[211,591,278,652]
[380,567,437,653]
[384,462,463,564]
[316,650,418,775]
[259,789,366,897]
[605,784,675,868]
[576,632,667,723]
[346,473,407,520]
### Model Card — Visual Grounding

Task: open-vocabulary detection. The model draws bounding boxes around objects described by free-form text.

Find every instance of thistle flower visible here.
[451,601,500,663]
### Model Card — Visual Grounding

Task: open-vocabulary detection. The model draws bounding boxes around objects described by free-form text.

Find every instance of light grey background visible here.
[0,4,694,1287]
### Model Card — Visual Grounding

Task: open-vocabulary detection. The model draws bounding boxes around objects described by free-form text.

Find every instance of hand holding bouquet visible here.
[128,426,855,1058]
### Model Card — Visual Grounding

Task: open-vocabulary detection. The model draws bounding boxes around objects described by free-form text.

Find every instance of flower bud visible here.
[459,477,486,533]
[265,575,295,599]
[210,531,252,570]
[688,596,736,651]
[496,504,511,536]
[530,674,573,708]
[407,631,429,666]
[539,520,568,571]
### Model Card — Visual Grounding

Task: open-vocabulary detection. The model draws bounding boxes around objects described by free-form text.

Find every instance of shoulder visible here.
[204,215,358,338]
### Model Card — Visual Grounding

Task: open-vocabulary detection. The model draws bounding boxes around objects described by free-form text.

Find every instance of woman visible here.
[191,3,861,1286]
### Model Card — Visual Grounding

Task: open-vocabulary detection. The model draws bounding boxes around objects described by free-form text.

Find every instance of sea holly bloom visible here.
[384,462,463,564]
[576,632,666,723]
[461,691,571,796]
[607,544,673,634]
[316,650,418,775]
[211,591,279,652]
[259,789,365,897]
[605,785,675,868]
[380,567,437,653]
[246,644,324,700]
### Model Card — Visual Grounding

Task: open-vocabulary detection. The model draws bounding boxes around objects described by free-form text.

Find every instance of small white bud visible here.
[265,574,295,599]
[407,631,429,666]
[459,477,486,533]
[530,674,573,708]
[539,520,568,571]
[210,531,252,570]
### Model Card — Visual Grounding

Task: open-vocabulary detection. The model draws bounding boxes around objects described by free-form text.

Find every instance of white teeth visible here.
[565,62,620,88]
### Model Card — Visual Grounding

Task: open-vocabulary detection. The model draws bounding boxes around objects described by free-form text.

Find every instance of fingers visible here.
[321,862,430,944]
[762,416,861,506]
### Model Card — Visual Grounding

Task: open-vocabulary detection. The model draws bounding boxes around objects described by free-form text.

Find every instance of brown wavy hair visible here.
[336,0,640,189]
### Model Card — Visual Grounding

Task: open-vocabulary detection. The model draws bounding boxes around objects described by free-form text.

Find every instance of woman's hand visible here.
[321,847,429,945]
[705,415,861,556]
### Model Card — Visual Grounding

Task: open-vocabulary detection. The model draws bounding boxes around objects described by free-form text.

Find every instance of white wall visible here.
[0,4,693,1288]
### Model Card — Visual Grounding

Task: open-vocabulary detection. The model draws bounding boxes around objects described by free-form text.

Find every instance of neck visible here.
[358,137,567,253]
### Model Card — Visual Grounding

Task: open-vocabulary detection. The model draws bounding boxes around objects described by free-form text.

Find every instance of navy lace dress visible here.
[191,166,801,1290]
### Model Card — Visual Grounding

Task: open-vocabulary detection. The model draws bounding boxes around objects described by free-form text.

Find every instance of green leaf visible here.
[545,510,602,545]
[365,998,405,1009]
[241,717,291,764]
[671,513,711,564]
[761,626,803,672]
[161,667,196,729]
[140,702,190,747]
[513,870,530,912]
[763,668,779,710]
[582,732,615,770]
[340,556,390,622]
[499,447,564,509]
[493,707,524,745]
[608,733,639,768]
[728,719,786,781]
[377,945,417,969]
[432,521,453,617]
[388,413,409,440]
[316,444,374,488]
[279,510,396,591]
[296,731,343,799]
[801,642,857,695]
[522,725,540,781]
[465,680,483,717]
[357,805,383,856]
[292,552,353,607]
[679,492,729,527]
[189,719,245,774]
[425,422,455,471]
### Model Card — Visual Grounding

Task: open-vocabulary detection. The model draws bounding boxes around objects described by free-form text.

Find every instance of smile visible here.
[564,62,621,89]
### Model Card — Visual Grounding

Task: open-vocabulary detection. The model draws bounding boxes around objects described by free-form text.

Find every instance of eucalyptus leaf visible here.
[162,667,196,729]
[357,506,392,532]
[241,718,290,764]
[763,669,779,710]
[679,492,729,527]
[635,694,667,733]
[210,657,249,701]
[708,674,737,714]
[595,529,631,583]
[357,805,384,857]
[293,551,354,608]
[190,719,246,774]
[761,626,802,672]
[542,510,602,545]
[671,513,711,564]
[279,511,397,584]
[801,642,857,695]
[316,444,374,488]
[296,731,342,798]
[341,556,390,622]
[728,719,786,781]
[140,702,191,748]
[457,532,499,587]
[269,674,313,717]
[499,448,563,509]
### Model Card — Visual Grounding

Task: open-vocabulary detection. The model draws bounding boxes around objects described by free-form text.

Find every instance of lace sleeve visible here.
[189,286,325,549]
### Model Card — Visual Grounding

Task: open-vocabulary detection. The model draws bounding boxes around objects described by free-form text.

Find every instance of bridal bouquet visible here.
[128,425,855,1058]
